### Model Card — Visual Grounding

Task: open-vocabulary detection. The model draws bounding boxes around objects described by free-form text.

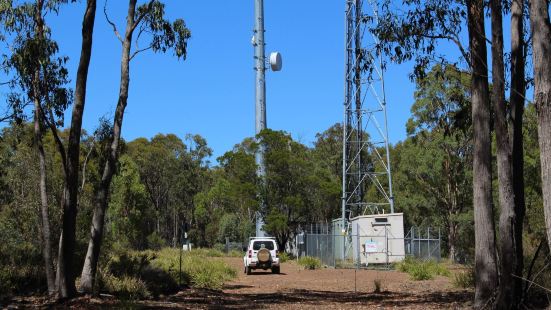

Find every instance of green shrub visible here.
[278,252,290,263]
[94,247,238,297]
[0,264,45,298]
[106,250,157,277]
[98,270,150,300]
[298,256,322,270]
[0,239,46,298]
[409,263,434,280]
[97,250,177,298]
[146,232,167,250]
[452,269,475,288]
[213,243,226,253]
[396,256,450,281]
[151,248,237,290]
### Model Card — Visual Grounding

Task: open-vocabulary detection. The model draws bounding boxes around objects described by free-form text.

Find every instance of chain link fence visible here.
[296,224,441,269]
[404,227,441,261]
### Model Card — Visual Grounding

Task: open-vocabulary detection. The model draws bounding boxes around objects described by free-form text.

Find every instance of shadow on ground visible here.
[145,288,473,309]
[3,288,474,309]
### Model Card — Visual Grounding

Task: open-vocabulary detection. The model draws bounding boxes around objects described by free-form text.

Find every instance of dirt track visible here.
[146,257,472,309]
[5,257,473,309]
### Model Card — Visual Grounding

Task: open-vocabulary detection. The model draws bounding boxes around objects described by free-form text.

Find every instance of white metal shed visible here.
[350,213,405,264]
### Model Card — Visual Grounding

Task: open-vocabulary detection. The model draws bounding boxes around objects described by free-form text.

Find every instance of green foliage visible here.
[298,256,322,270]
[189,248,225,257]
[257,129,330,248]
[217,213,240,243]
[95,247,237,298]
[108,155,150,250]
[396,257,450,281]
[135,0,191,59]
[98,272,151,300]
[0,264,45,299]
[278,252,290,263]
[97,250,176,298]
[392,64,473,262]
[263,210,288,240]
[151,248,237,290]
[146,232,167,250]
[374,0,466,80]
[452,268,475,288]
[2,0,73,125]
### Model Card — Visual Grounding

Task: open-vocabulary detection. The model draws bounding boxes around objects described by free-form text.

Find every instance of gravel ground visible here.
[148,257,473,309]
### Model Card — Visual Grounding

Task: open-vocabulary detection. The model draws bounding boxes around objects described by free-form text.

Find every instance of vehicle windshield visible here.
[252,241,275,250]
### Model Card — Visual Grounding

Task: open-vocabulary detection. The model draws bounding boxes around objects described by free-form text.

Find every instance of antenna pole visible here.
[254,0,267,237]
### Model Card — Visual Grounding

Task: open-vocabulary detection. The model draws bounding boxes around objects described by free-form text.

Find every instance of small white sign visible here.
[365,241,377,253]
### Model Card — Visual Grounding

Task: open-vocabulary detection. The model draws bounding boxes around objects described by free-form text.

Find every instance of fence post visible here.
[438,228,441,262]
[427,227,430,260]
[418,227,421,258]
[412,227,415,257]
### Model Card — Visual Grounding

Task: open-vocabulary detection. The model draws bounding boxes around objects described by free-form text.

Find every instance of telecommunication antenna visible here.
[253,0,282,237]
[341,0,394,229]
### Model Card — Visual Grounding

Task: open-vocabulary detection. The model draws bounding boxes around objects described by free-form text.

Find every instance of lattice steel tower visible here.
[341,0,394,225]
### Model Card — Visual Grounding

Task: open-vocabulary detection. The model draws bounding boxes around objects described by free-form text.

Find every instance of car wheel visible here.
[246,266,252,275]
[271,266,280,274]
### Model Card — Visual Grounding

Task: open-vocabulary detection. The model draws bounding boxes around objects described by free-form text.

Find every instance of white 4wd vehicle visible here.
[243,237,280,274]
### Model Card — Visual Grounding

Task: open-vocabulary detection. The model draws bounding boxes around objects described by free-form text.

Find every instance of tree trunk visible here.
[491,0,520,307]
[56,0,97,297]
[467,1,498,308]
[509,0,526,303]
[448,222,457,262]
[33,104,56,293]
[529,0,551,253]
[80,0,136,292]
[30,0,56,294]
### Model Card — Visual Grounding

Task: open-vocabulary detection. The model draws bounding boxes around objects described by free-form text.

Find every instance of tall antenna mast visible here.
[254,0,267,237]
[253,0,282,237]
[341,0,394,226]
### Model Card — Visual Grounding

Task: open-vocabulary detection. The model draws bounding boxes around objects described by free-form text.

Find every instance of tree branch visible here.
[80,140,94,193]
[130,45,153,60]
[104,0,123,43]
[524,238,545,295]
[512,274,551,294]
[130,0,154,34]
[42,107,68,175]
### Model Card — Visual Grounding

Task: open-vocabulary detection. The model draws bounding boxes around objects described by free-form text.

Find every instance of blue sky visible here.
[40,0,425,161]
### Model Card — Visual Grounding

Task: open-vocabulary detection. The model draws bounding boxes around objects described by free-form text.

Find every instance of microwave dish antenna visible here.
[269,52,282,71]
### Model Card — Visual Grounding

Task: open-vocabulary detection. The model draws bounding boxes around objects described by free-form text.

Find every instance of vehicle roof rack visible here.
[249,237,276,240]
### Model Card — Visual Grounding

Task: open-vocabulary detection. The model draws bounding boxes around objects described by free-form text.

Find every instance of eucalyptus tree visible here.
[2,0,73,294]
[467,3,499,307]
[372,0,535,305]
[489,0,525,306]
[125,134,210,246]
[2,0,97,297]
[55,0,96,299]
[402,64,472,262]
[79,0,190,292]
[528,0,551,255]
[509,0,527,303]
[258,129,315,250]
